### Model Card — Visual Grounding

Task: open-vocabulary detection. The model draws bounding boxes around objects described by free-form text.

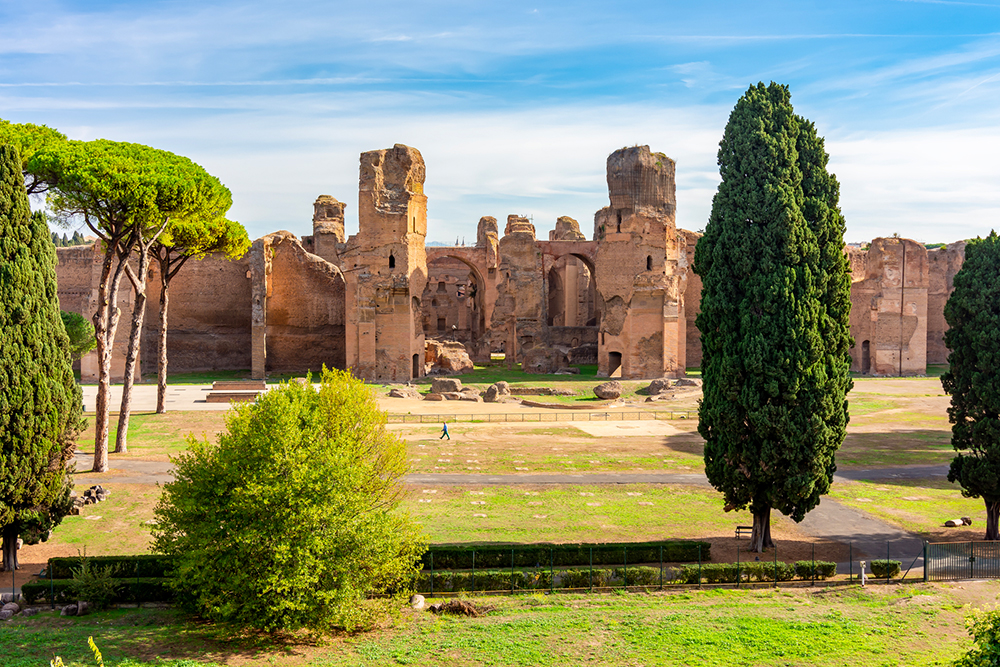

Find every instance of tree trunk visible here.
[749,505,775,553]
[1,523,19,572]
[986,500,1000,541]
[115,258,152,453]
[93,245,131,473]
[156,261,169,414]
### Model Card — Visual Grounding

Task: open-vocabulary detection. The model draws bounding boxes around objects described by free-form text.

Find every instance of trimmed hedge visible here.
[21,577,174,605]
[870,559,902,579]
[47,554,175,579]
[415,565,666,593]
[421,541,710,570]
[674,560,834,584]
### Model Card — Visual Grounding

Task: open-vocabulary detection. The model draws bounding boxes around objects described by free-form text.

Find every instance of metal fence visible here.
[388,410,697,424]
[926,541,1000,581]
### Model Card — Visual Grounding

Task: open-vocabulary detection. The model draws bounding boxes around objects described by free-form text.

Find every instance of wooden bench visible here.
[735,525,753,539]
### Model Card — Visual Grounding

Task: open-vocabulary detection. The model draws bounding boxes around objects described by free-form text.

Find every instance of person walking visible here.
[440,422,450,440]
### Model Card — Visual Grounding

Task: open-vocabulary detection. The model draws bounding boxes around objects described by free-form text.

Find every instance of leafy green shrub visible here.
[955,606,1000,667]
[152,370,425,632]
[674,561,798,584]
[70,558,122,610]
[870,560,901,579]
[416,569,552,593]
[794,561,837,580]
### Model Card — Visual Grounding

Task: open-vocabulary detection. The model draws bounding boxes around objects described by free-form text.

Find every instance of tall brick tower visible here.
[341,144,428,381]
[593,145,686,378]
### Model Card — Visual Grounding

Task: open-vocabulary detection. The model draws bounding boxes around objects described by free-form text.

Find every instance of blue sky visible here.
[4,0,1000,244]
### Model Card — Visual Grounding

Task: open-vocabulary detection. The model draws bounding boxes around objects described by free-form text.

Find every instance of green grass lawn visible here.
[829,478,984,537]
[405,484,769,545]
[76,412,228,462]
[837,431,955,469]
[1,585,979,666]
[399,423,706,474]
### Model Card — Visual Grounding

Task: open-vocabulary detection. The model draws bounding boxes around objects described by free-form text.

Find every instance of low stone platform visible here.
[206,391,261,403]
[211,380,266,391]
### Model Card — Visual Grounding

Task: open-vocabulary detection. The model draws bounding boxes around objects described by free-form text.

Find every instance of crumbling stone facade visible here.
[54,143,969,383]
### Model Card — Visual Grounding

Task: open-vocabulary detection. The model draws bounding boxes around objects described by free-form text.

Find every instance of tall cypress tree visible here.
[694,83,853,553]
[943,231,1000,540]
[0,144,82,570]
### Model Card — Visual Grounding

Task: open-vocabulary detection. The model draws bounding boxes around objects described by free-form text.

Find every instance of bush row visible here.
[415,566,665,592]
[47,555,175,579]
[21,577,174,605]
[674,561,837,584]
[870,560,902,578]
[422,541,710,570]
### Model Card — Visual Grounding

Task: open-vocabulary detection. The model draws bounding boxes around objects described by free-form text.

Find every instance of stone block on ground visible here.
[945,519,964,527]
[675,378,701,387]
[1,602,19,614]
[647,378,672,395]
[441,392,465,400]
[424,393,445,401]
[60,605,77,617]
[20,608,38,617]
[431,378,463,393]
[594,381,624,400]
[0,610,12,621]
[425,339,474,375]
[388,386,421,399]
[409,594,425,610]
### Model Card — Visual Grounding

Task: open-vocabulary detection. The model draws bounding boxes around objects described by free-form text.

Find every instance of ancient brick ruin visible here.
[55,144,969,382]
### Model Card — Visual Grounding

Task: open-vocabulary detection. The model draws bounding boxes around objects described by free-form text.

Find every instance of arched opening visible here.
[412,353,420,378]
[861,340,871,374]
[547,267,564,326]
[389,253,396,269]
[545,253,598,329]
[608,351,622,377]
[646,255,652,271]
[422,255,488,350]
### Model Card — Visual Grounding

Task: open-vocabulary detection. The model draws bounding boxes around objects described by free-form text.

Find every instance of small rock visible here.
[409,594,425,610]
[60,605,77,617]
[647,378,673,395]
[675,378,701,387]
[424,393,445,401]
[458,394,482,402]
[0,593,12,604]
[1,602,19,614]
[75,601,90,616]
[20,608,38,617]
[963,517,974,526]
[441,392,465,400]
[594,381,623,400]
[484,385,501,402]
[946,519,964,527]
[0,610,12,621]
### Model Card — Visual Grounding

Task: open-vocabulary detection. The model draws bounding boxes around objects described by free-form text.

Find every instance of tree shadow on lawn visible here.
[838,431,953,468]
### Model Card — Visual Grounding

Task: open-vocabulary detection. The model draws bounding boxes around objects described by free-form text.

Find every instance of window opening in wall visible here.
[437,318,446,331]
[437,281,447,293]
[861,340,871,374]
[412,353,420,378]
[616,210,622,233]
[646,255,652,271]
[389,253,395,269]
[609,351,622,377]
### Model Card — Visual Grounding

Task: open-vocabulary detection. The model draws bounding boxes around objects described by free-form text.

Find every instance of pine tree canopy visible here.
[694,83,852,546]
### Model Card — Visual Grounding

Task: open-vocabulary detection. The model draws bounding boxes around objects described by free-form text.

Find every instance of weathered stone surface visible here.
[647,378,673,395]
[549,216,586,241]
[388,386,420,399]
[441,392,465,400]
[594,381,624,399]
[1,602,19,614]
[409,594,425,610]
[0,610,12,621]
[495,381,510,393]
[675,378,700,387]
[425,339,475,375]
[963,517,974,526]
[945,519,964,528]
[431,378,462,393]
[0,593,13,604]
[645,393,672,402]
[424,393,445,401]
[520,345,568,375]
[458,394,482,402]
[75,601,90,616]
[484,385,501,402]
[20,608,38,617]
[60,605,77,617]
